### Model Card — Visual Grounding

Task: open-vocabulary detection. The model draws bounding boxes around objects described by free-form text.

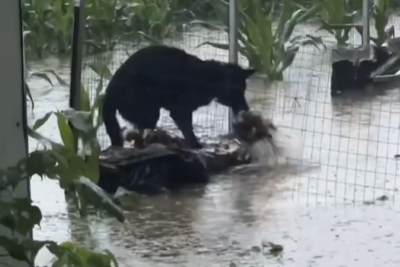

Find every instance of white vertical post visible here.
[362,0,370,47]
[228,0,239,132]
[0,0,30,266]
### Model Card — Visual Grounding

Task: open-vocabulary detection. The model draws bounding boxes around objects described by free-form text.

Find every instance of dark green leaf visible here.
[73,177,125,222]
[62,109,94,133]
[80,86,92,112]
[27,127,65,151]
[0,198,42,236]
[25,150,57,177]
[55,112,75,152]
[22,239,55,261]
[32,112,53,131]
[196,41,229,51]
[41,69,69,86]
[85,63,113,80]
[0,236,31,264]
[31,72,53,87]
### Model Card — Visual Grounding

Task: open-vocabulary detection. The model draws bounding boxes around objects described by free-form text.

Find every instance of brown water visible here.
[30,20,400,266]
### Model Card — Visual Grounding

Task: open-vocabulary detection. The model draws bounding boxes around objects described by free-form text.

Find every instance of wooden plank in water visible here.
[371,54,400,78]
[372,73,400,83]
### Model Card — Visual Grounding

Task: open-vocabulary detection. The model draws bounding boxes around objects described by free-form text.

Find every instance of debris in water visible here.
[261,240,284,256]
[363,200,375,205]
[363,195,389,205]
[236,250,251,257]
[376,195,389,201]
[229,110,287,169]
[231,240,240,245]
[158,251,181,257]
[232,110,276,143]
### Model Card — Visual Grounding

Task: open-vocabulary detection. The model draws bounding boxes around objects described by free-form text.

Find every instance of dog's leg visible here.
[170,109,202,149]
[122,106,160,136]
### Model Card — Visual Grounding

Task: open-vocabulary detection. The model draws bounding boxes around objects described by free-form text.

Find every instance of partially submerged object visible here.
[331,25,400,96]
[229,111,288,174]
[98,112,281,195]
[98,128,250,195]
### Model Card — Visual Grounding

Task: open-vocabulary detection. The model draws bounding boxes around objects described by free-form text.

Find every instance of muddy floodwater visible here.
[31,20,400,266]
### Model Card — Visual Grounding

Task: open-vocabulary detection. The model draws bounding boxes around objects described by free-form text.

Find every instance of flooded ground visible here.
[31,18,400,266]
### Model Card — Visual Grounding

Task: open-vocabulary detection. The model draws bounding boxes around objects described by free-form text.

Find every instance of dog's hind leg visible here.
[103,91,124,146]
[170,109,202,149]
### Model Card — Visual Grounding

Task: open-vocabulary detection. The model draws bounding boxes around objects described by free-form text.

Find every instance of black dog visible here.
[102,45,256,148]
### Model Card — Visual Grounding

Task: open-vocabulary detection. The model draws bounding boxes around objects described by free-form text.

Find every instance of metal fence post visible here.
[0,0,31,265]
[70,0,86,150]
[228,0,239,132]
[362,0,370,47]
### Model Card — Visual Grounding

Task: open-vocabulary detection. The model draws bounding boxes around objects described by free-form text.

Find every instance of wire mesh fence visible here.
[288,16,400,204]
[79,1,400,204]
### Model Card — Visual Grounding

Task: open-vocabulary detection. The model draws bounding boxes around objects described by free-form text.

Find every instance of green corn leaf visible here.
[80,85,91,112]
[32,112,53,131]
[55,112,75,152]
[196,41,230,51]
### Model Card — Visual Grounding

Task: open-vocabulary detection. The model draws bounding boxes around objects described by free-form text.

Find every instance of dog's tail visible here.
[102,92,123,146]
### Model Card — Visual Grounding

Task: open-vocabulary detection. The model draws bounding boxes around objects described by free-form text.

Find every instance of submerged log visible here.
[98,130,251,195]
[98,112,278,195]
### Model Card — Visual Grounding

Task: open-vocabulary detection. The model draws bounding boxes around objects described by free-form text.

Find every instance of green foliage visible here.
[23,31,68,110]
[25,68,68,110]
[318,0,361,46]
[0,79,123,265]
[22,0,209,57]
[126,0,194,44]
[371,0,391,46]
[20,0,400,58]
[194,0,325,81]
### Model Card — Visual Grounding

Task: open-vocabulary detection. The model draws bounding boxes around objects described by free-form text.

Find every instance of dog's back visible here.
[107,45,221,104]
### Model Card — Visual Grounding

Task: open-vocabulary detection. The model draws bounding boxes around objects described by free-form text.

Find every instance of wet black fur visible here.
[102,45,256,148]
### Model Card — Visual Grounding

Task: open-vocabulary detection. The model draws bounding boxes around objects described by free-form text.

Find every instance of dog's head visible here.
[215,64,256,115]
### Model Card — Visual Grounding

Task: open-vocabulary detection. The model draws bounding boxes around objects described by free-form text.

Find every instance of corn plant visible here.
[25,67,68,109]
[194,0,325,81]
[22,0,202,56]
[24,29,68,108]
[50,0,74,53]
[22,0,58,57]
[124,0,194,45]
[85,0,130,52]
[371,0,391,46]
[0,163,120,266]
[0,75,122,265]
[0,159,120,267]
[318,0,361,46]
[29,85,112,217]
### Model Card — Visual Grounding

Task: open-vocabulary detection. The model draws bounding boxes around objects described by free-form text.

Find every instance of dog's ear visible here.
[242,68,256,79]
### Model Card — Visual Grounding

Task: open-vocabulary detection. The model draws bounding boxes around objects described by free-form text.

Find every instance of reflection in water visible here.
[31,21,400,266]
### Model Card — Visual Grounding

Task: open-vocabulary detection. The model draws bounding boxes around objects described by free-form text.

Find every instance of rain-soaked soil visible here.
[31,19,400,266]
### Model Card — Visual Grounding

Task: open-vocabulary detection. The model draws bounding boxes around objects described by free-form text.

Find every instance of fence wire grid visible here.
[80,7,400,205]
